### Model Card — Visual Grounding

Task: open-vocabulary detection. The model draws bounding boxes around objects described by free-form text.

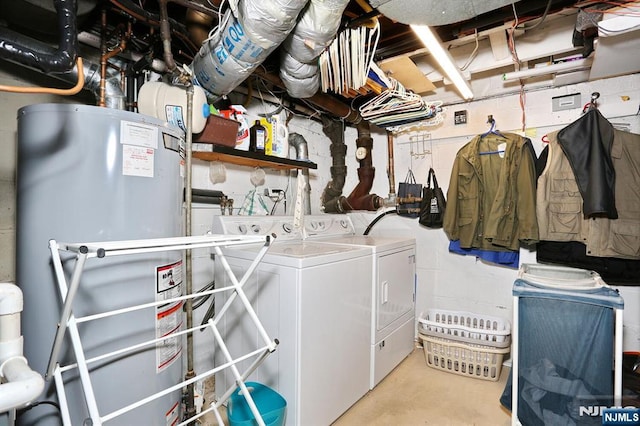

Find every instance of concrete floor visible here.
[202,343,512,425]
[332,345,512,426]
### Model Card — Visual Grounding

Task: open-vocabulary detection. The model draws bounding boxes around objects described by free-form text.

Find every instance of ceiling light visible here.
[411,25,474,100]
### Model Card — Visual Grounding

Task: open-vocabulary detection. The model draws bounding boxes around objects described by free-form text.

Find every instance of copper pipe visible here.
[387,131,396,197]
[99,13,131,106]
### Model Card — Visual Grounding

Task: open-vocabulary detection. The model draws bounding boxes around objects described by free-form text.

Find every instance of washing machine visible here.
[302,215,417,389]
[211,215,372,426]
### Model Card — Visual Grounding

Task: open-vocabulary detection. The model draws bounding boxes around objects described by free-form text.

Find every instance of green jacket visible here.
[443,132,539,251]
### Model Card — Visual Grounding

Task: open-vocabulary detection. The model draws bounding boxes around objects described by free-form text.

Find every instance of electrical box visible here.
[552,93,581,112]
[454,110,467,125]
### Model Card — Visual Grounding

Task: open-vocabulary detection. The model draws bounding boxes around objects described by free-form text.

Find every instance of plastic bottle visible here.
[249,120,266,154]
[137,81,210,133]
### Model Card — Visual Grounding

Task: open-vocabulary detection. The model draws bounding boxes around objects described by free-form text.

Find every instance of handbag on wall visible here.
[397,169,422,217]
[419,168,446,228]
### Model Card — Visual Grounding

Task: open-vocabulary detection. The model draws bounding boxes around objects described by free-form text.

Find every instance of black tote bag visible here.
[397,169,422,218]
[419,168,446,228]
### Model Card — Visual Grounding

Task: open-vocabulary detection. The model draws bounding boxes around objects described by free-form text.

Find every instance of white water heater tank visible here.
[138,81,210,133]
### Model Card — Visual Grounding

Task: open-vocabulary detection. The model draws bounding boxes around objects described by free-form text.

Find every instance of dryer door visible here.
[376,247,416,332]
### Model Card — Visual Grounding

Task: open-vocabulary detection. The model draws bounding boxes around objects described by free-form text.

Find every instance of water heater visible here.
[16,104,185,425]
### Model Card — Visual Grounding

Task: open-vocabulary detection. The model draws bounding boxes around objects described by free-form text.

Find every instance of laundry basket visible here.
[227,382,287,426]
[418,309,511,348]
[419,333,510,381]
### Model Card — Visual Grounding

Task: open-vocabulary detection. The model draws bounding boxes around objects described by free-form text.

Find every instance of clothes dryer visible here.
[211,216,372,426]
[302,215,416,388]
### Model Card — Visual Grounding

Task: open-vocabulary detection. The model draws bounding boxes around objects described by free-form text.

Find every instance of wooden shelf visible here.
[192,144,317,171]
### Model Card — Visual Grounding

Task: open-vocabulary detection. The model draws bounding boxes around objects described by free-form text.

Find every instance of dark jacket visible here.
[557,109,617,218]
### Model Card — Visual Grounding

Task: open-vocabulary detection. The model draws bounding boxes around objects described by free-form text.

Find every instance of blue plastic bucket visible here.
[227,382,287,426]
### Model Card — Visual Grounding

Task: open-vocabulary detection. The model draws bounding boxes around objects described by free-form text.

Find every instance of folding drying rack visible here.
[46,234,278,426]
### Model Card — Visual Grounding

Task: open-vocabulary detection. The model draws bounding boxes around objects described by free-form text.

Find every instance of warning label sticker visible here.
[156,260,183,373]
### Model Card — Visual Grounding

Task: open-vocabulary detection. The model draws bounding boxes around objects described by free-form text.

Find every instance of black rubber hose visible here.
[363,209,397,235]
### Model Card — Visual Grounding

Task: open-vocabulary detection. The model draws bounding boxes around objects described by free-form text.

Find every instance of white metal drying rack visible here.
[46,234,278,426]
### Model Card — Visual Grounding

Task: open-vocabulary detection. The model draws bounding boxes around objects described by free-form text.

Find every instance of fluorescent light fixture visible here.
[502,58,594,82]
[411,24,474,100]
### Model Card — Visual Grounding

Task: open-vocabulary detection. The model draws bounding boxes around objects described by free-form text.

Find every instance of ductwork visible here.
[0,283,45,412]
[191,0,309,98]
[0,0,78,73]
[279,0,350,98]
[289,132,312,214]
[79,58,127,109]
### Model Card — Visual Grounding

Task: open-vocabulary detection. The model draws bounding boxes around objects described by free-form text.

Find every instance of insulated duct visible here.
[279,0,350,98]
[0,0,78,73]
[0,283,44,413]
[289,132,312,214]
[191,0,309,98]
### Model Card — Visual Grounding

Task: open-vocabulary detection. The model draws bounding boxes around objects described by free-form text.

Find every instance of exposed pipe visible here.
[321,117,349,213]
[341,120,383,211]
[0,0,78,74]
[0,283,45,412]
[386,131,397,204]
[252,67,361,123]
[288,133,312,214]
[100,11,132,106]
[159,0,179,75]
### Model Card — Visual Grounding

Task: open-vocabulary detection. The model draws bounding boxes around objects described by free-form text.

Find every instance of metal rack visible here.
[47,234,278,426]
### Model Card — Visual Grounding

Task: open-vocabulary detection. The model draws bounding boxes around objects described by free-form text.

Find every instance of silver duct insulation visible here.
[279,0,349,98]
[192,0,309,98]
[289,132,312,214]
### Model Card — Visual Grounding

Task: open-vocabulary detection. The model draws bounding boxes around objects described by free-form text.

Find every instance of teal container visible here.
[227,382,287,426]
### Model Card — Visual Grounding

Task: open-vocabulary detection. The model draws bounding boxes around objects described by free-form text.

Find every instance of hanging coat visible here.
[444,132,538,252]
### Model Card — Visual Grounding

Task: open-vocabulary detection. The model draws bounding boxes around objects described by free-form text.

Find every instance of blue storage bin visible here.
[227,382,287,426]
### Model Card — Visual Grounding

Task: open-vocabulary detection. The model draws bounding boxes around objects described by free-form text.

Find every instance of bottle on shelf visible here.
[249,120,266,154]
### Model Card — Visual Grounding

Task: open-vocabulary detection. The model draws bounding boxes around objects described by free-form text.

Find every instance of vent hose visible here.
[0,0,78,73]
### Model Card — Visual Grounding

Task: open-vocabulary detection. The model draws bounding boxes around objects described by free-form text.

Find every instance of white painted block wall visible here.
[1,64,639,374]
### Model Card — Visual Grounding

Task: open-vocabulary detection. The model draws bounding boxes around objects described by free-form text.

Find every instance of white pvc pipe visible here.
[0,356,45,412]
[502,58,593,81]
[0,283,45,412]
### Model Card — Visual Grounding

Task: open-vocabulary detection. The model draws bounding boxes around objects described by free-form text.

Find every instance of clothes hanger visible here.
[479,115,507,155]
[480,115,506,138]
